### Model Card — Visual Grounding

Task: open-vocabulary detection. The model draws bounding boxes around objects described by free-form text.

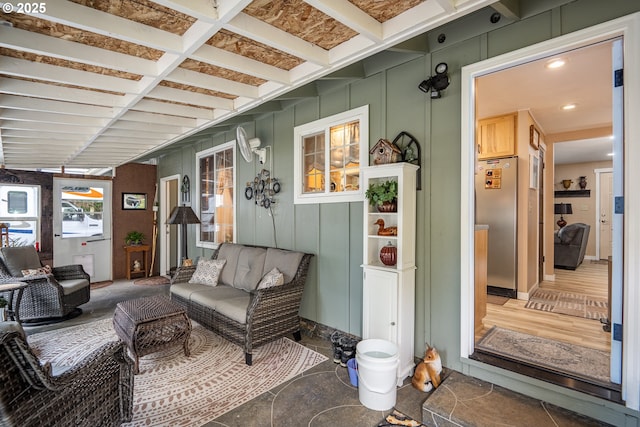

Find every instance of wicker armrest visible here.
[4,331,134,425]
[248,281,305,319]
[171,265,197,284]
[36,341,126,389]
[52,264,90,281]
[14,274,63,291]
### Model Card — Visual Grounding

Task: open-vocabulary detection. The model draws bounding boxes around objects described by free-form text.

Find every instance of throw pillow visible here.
[21,265,52,277]
[257,267,284,290]
[189,259,226,286]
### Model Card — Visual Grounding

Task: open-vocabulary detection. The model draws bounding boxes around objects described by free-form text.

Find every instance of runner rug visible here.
[133,275,170,285]
[476,326,610,385]
[90,280,113,290]
[28,318,327,426]
[524,288,607,320]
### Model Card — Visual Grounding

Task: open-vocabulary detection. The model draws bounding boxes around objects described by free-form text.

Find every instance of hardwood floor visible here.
[476,260,611,352]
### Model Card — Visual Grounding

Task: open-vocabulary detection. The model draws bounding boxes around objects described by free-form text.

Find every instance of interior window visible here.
[294,105,369,204]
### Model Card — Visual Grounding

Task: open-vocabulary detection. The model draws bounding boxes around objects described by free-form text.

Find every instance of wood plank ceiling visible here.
[0,0,495,172]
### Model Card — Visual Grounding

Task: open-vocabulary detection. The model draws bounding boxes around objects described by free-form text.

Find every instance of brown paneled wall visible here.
[112,163,158,279]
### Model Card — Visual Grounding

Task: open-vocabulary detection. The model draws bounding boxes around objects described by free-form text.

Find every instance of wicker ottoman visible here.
[113,294,191,373]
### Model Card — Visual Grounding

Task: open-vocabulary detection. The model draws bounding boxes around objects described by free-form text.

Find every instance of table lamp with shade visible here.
[554,203,573,228]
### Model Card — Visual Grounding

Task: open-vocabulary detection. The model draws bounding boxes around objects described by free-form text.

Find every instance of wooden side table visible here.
[124,245,150,280]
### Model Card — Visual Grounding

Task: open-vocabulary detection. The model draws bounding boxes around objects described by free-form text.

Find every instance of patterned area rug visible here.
[133,276,170,285]
[524,288,607,320]
[476,326,610,385]
[28,318,326,426]
[379,409,426,426]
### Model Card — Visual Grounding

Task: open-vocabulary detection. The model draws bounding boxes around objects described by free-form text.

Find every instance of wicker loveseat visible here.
[170,243,313,365]
[0,246,90,322]
[0,322,133,427]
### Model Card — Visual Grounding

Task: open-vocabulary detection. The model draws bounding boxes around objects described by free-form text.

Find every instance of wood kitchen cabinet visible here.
[477,113,517,160]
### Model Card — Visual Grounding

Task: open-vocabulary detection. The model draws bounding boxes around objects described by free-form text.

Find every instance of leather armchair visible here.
[0,246,90,322]
[0,321,133,427]
[554,223,590,270]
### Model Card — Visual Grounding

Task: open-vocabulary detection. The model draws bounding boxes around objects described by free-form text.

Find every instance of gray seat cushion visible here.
[188,285,250,324]
[213,297,251,324]
[58,279,90,295]
[233,247,267,291]
[263,248,304,284]
[217,243,244,286]
[170,283,213,300]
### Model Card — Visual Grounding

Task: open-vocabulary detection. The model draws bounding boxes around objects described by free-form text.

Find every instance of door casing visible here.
[459,14,640,410]
[160,175,179,276]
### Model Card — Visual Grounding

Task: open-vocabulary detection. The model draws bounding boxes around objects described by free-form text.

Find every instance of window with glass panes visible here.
[196,142,235,247]
[294,105,368,204]
[303,133,325,193]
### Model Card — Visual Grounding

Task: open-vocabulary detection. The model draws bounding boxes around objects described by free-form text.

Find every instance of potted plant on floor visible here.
[365,180,398,212]
[125,231,145,246]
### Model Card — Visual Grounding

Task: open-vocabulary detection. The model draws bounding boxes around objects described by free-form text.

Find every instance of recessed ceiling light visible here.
[607,152,614,156]
[546,58,565,69]
[562,103,576,110]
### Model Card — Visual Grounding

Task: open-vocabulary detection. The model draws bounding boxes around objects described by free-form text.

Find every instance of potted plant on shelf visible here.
[125,231,145,246]
[365,180,398,212]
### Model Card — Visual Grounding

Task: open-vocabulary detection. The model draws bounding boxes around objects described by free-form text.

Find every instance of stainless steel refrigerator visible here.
[475,156,518,297]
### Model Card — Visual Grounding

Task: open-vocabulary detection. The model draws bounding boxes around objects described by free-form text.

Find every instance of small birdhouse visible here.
[370,139,402,165]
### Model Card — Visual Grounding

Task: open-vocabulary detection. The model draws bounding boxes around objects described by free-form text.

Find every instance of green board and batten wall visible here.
[156,1,640,423]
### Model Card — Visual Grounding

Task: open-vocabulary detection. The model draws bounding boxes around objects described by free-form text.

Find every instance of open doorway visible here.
[462,33,624,400]
[160,175,179,277]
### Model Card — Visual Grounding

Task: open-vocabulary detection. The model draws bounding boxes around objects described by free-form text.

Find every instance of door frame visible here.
[160,174,180,276]
[53,177,112,282]
[595,168,613,260]
[459,13,640,410]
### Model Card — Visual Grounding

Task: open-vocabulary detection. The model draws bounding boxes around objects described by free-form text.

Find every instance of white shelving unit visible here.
[362,162,418,386]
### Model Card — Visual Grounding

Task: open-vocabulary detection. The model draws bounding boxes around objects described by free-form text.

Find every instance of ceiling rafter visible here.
[0,78,128,107]
[0,26,157,76]
[305,0,383,42]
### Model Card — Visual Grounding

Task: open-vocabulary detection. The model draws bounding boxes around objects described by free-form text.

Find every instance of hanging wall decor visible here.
[392,131,422,190]
[245,169,281,209]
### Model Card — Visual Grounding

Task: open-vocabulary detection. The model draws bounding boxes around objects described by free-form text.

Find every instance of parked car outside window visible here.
[62,201,84,221]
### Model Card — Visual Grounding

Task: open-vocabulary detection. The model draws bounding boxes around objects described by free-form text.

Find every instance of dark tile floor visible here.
[23,280,611,427]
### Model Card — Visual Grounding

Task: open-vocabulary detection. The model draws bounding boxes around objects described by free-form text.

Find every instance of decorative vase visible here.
[379,241,397,266]
[562,179,573,189]
[376,200,397,213]
[578,176,587,189]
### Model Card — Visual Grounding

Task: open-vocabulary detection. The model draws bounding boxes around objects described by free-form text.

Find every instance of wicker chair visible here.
[0,322,133,427]
[0,246,90,322]
[171,244,313,365]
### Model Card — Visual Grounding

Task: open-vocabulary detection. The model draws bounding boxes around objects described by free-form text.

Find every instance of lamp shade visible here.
[167,205,200,225]
[554,203,573,215]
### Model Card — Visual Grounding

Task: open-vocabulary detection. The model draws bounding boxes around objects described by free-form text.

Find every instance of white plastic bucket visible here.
[355,339,399,411]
